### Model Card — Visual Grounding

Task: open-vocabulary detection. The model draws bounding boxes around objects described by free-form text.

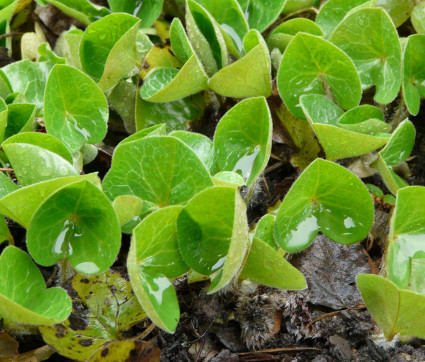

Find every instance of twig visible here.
[0,32,22,40]
[131,322,156,341]
[265,162,283,175]
[0,168,13,172]
[238,347,320,355]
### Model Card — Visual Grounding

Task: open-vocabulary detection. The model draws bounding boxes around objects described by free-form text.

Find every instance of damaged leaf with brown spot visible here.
[40,270,146,361]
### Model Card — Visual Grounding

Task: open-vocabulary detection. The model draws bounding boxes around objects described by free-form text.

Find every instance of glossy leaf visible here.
[3,143,77,186]
[2,60,53,110]
[274,158,374,252]
[375,0,415,27]
[0,174,100,227]
[103,136,213,207]
[4,103,36,140]
[329,8,402,104]
[194,0,248,54]
[315,0,371,38]
[122,124,167,144]
[412,2,425,34]
[282,0,318,13]
[209,30,272,98]
[131,206,188,279]
[244,0,287,32]
[239,237,307,290]
[108,0,163,28]
[254,214,277,250]
[214,97,272,186]
[357,274,425,341]
[140,44,182,79]
[185,0,227,77]
[300,94,389,160]
[170,131,216,173]
[54,27,83,70]
[278,33,361,119]
[45,0,110,25]
[0,246,71,325]
[40,271,146,361]
[140,56,208,102]
[113,195,144,226]
[177,186,250,293]
[136,92,204,132]
[108,79,137,133]
[402,35,425,116]
[80,13,141,92]
[387,186,425,293]
[45,64,109,152]
[27,180,121,274]
[213,171,245,186]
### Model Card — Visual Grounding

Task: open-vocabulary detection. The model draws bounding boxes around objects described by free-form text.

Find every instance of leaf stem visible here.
[390,97,409,132]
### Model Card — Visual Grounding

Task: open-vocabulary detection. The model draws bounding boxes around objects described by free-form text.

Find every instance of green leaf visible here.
[3,143,77,186]
[214,97,272,186]
[402,35,425,116]
[387,186,425,294]
[0,97,7,143]
[366,183,384,198]
[170,131,216,173]
[277,33,361,119]
[3,132,73,163]
[239,237,307,290]
[300,94,388,160]
[45,0,110,25]
[268,18,323,52]
[44,64,109,153]
[0,215,12,245]
[315,0,372,38]
[329,7,402,104]
[213,171,245,187]
[140,56,208,102]
[4,103,36,140]
[131,206,188,278]
[170,18,194,63]
[108,0,163,28]
[185,0,228,76]
[40,270,146,361]
[208,30,272,98]
[254,214,277,250]
[0,246,71,325]
[103,136,213,207]
[274,158,374,252]
[113,195,144,226]
[140,44,183,78]
[136,93,204,132]
[337,105,388,135]
[0,171,18,198]
[411,2,425,34]
[122,124,167,144]
[80,13,141,92]
[357,274,425,340]
[108,79,137,133]
[177,186,249,293]
[2,60,53,110]
[27,180,121,274]
[282,0,318,13]
[0,174,100,227]
[193,0,249,54]
[244,0,287,32]
[375,0,415,27]
[127,259,180,333]
[54,27,83,70]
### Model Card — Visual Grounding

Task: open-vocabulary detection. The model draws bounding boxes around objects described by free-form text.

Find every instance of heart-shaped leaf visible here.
[300,94,389,160]
[1,60,53,110]
[44,64,109,152]
[27,180,121,274]
[80,13,140,92]
[375,0,415,28]
[177,186,250,293]
[54,27,83,70]
[44,0,110,25]
[244,0,287,32]
[185,0,227,77]
[108,0,163,28]
[40,270,146,361]
[239,237,307,290]
[214,97,272,186]
[136,92,204,132]
[103,136,213,207]
[0,174,100,227]
[3,143,77,186]
[0,246,71,325]
[329,7,402,104]
[357,274,425,341]
[274,158,374,252]
[387,186,425,294]
[315,0,372,38]
[278,33,361,119]
[267,18,323,51]
[208,30,272,98]
[254,214,277,250]
[402,35,425,116]
[411,2,425,34]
